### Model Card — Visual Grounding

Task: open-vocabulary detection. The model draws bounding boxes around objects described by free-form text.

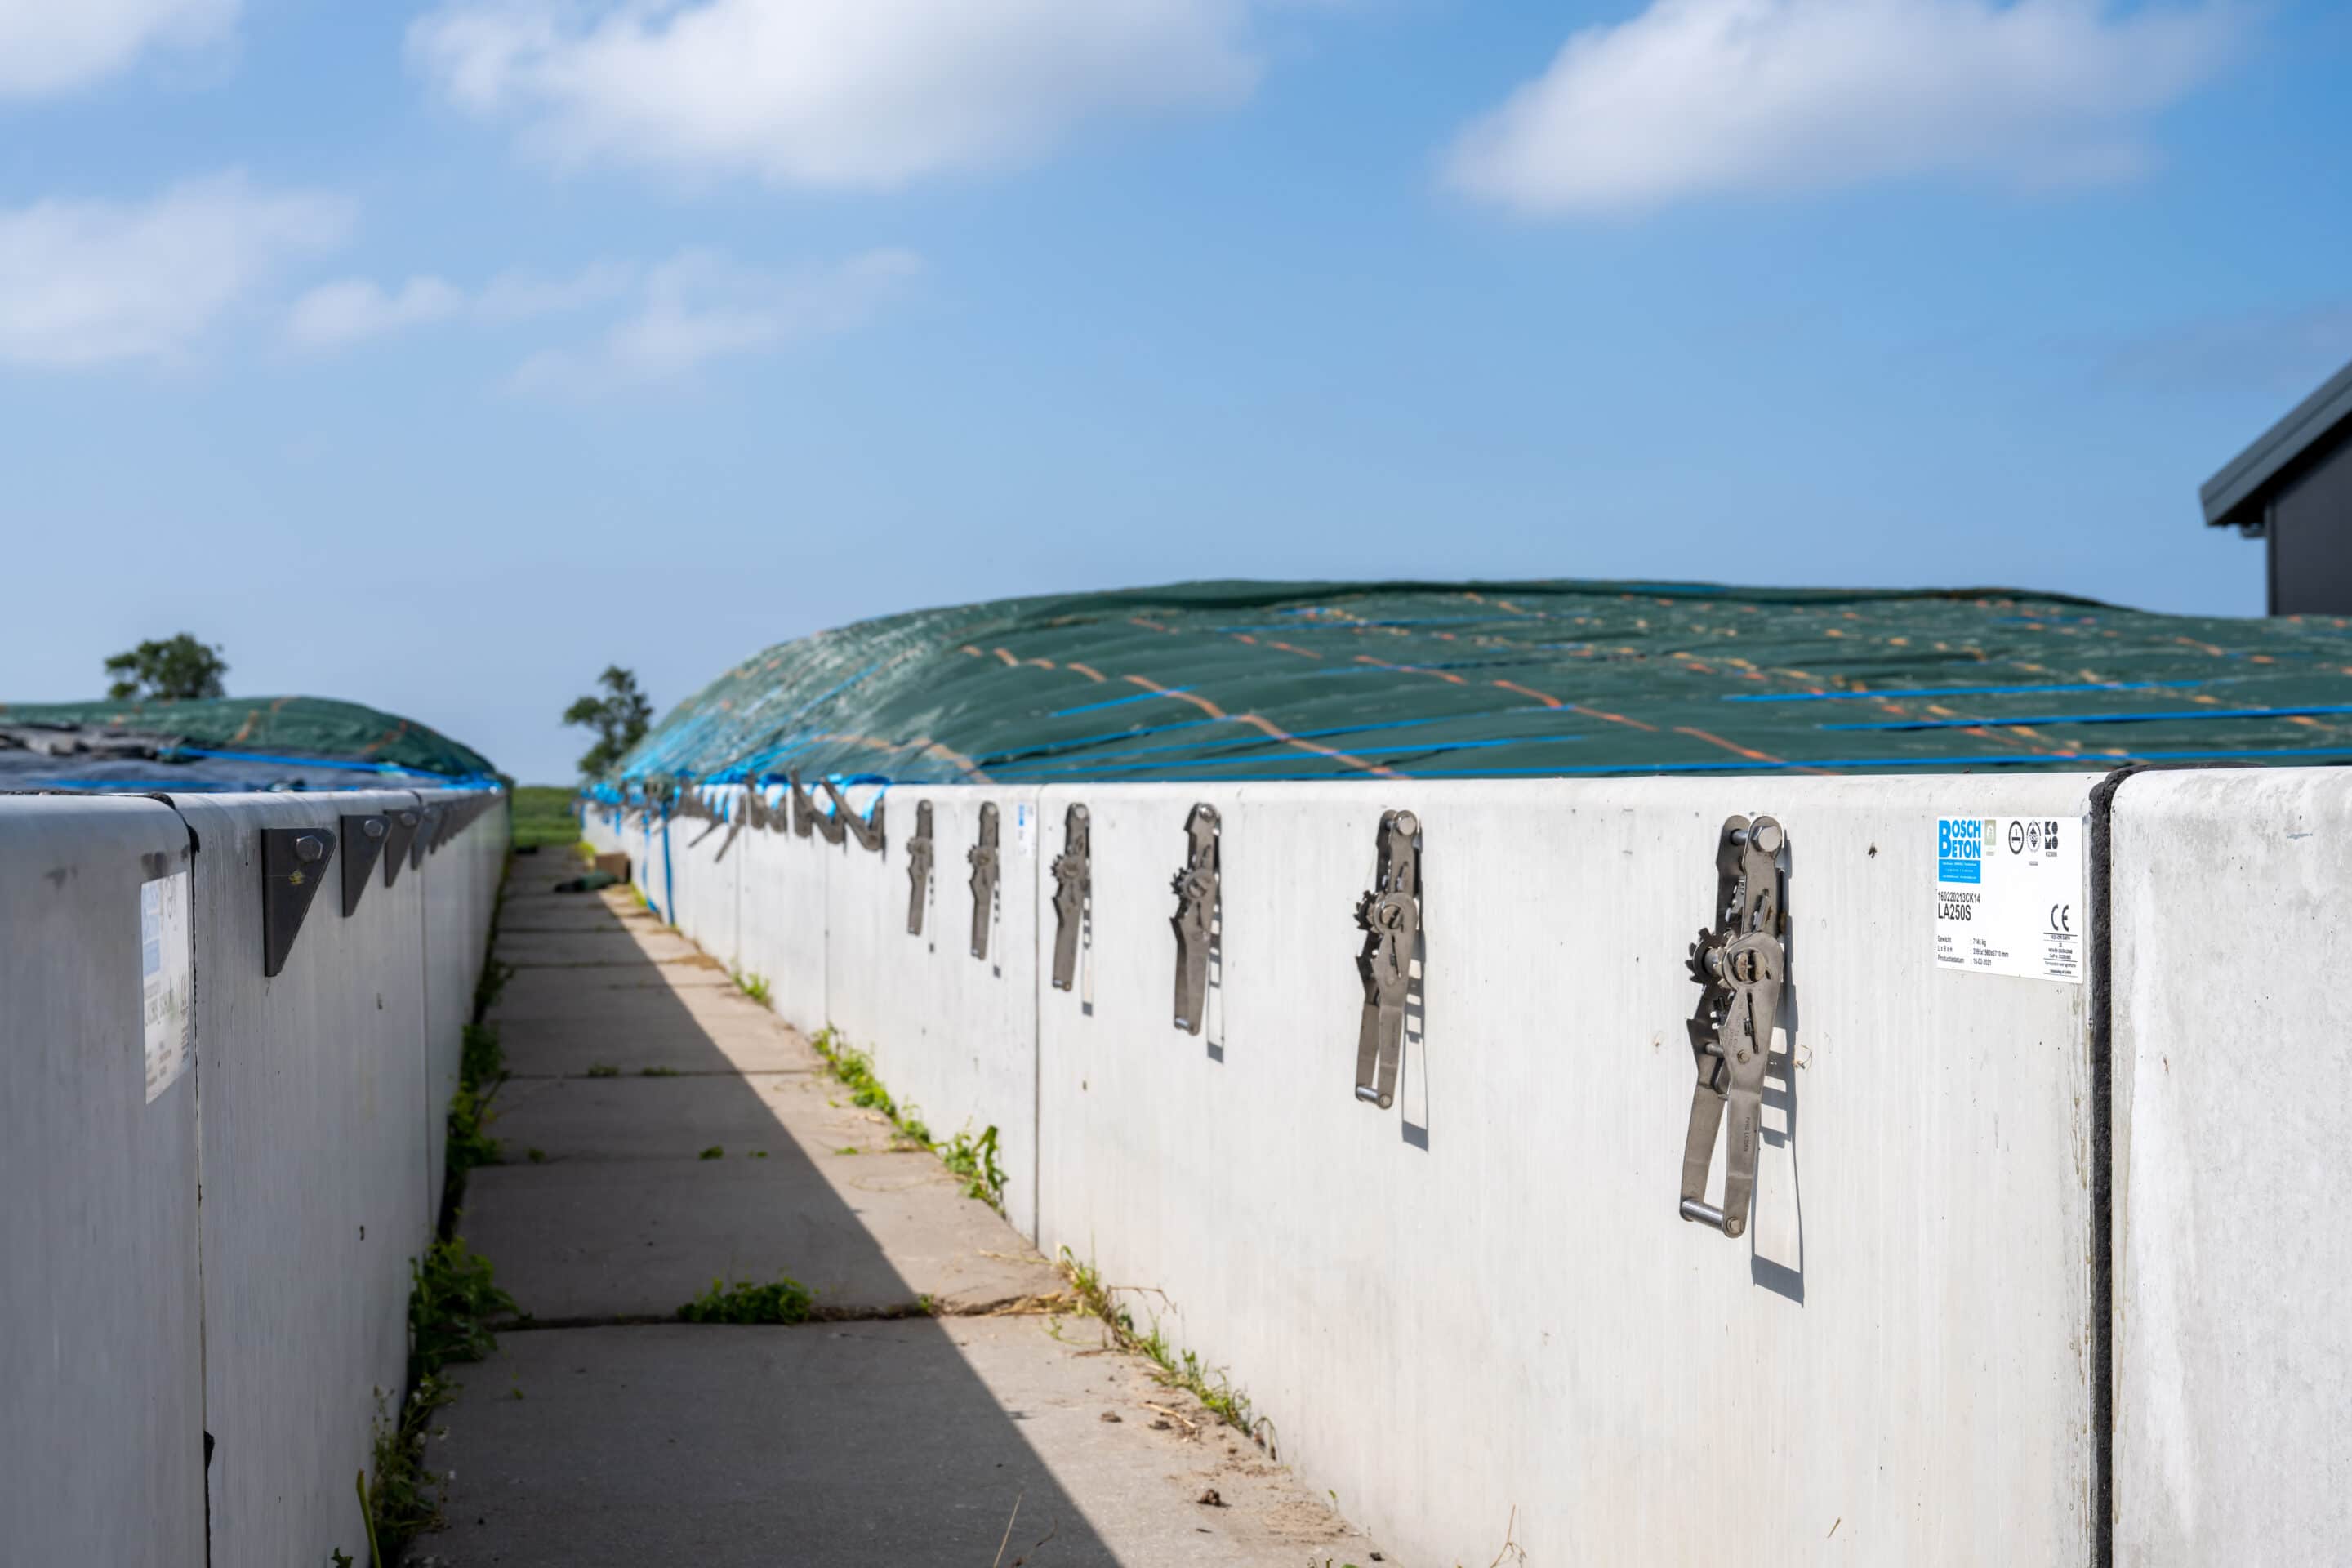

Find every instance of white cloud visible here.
[286,275,465,350]
[510,247,920,392]
[476,261,635,321]
[0,0,239,99]
[0,173,350,368]
[1444,0,2235,216]
[408,0,1263,189]
[285,261,634,351]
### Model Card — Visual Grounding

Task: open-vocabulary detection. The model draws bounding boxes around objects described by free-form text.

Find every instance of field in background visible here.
[509,786,579,850]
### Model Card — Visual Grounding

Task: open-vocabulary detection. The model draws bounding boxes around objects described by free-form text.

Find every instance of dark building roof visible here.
[2203,357,2352,531]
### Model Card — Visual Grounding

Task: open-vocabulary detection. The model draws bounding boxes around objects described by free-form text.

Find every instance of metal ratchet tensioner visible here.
[1050,804,1090,991]
[788,770,819,839]
[1169,804,1219,1034]
[905,801,934,936]
[968,802,1000,960]
[1352,809,1421,1110]
[1679,813,1787,1239]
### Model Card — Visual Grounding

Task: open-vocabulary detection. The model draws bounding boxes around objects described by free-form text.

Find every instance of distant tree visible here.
[105,633,228,702]
[564,666,653,779]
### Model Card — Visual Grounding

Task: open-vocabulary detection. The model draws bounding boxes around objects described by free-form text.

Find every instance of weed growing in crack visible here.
[1058,1249,1259,1441]
[471,958,515,1024]
[940,1125,1007,1213]
[808,1027,1005,1206]
[368,1238,514,1555]
[362,1375,454,1549]
[734,970,772,1005]
[461,1022,505,1090]
[679,1273,815,1325]
[446,1085,501,1174]
[410,1237,515,1375]
[585,1063,619,1078]
[448,1024,508,1174]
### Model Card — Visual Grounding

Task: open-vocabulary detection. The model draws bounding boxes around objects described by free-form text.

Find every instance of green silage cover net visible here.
[0,695,497,780]
[613,578,2352,787]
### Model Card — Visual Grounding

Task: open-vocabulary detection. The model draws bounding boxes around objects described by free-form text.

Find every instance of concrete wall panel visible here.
[169,790,447,1566]
[0,796,207,1568]
[1036,776,2099,1568]
[735,788,829,1033]
[670,786,744,970]
[825,786,1044,1239]
[3,789,503,1566]
[2111,767,2352,1566]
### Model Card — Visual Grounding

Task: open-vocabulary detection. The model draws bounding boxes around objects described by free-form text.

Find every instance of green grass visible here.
[409,1236,515,1376]
[1059,1249,1259,1441]
[510,786,585,851]
[471,956,514,1024]
[734,970,772,1006]
[808,1027,1007,1208]
[679,1272,815,1324]
[939,1125,1007,1211]
[446,1024,507,1175]
[367,1237,516,1553]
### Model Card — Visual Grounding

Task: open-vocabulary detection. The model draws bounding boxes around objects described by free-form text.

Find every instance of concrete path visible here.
[418,850,1381,1567]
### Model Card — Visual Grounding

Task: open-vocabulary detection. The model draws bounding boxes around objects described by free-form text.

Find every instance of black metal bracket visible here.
[262,826,336,978]
[341,814,389,916]
[414,804,443,866]
[381,806,421,886]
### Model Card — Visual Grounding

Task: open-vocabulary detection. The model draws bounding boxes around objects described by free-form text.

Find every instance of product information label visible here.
[1935,814,2084,984]
[142,869,194,1102]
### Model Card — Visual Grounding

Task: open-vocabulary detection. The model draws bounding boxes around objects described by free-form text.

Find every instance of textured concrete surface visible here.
[2112,768,2352,1568]
[425,1319,1367,1568]
[427,853,1376,1566]
[497,926,706,967]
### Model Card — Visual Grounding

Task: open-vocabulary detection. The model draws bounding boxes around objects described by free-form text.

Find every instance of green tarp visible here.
[1,695,497,787]
[612,578,2352,787]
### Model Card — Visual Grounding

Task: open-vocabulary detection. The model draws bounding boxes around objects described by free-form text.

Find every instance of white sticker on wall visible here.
[142,870,194,1102]
[1935,815,2084,984]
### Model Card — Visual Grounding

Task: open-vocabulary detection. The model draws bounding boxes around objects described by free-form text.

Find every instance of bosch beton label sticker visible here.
[142,869,194,1102]
[1935,815,2083,985]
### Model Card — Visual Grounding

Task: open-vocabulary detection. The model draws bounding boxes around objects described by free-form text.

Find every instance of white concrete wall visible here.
[611,762,2352,1562]
[670,784,746,971]
[735,785,831,1031]
[0,786,505,1567]
[2110,767,2352,1567]
[689,771,2105,1565]
[1031,777,2100,1567]
[1,795,207,1568]
[825,786,1045,1239]
[421,786,503,1218]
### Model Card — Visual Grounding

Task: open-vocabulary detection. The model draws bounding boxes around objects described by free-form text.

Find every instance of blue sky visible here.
[4,0,2348,783]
